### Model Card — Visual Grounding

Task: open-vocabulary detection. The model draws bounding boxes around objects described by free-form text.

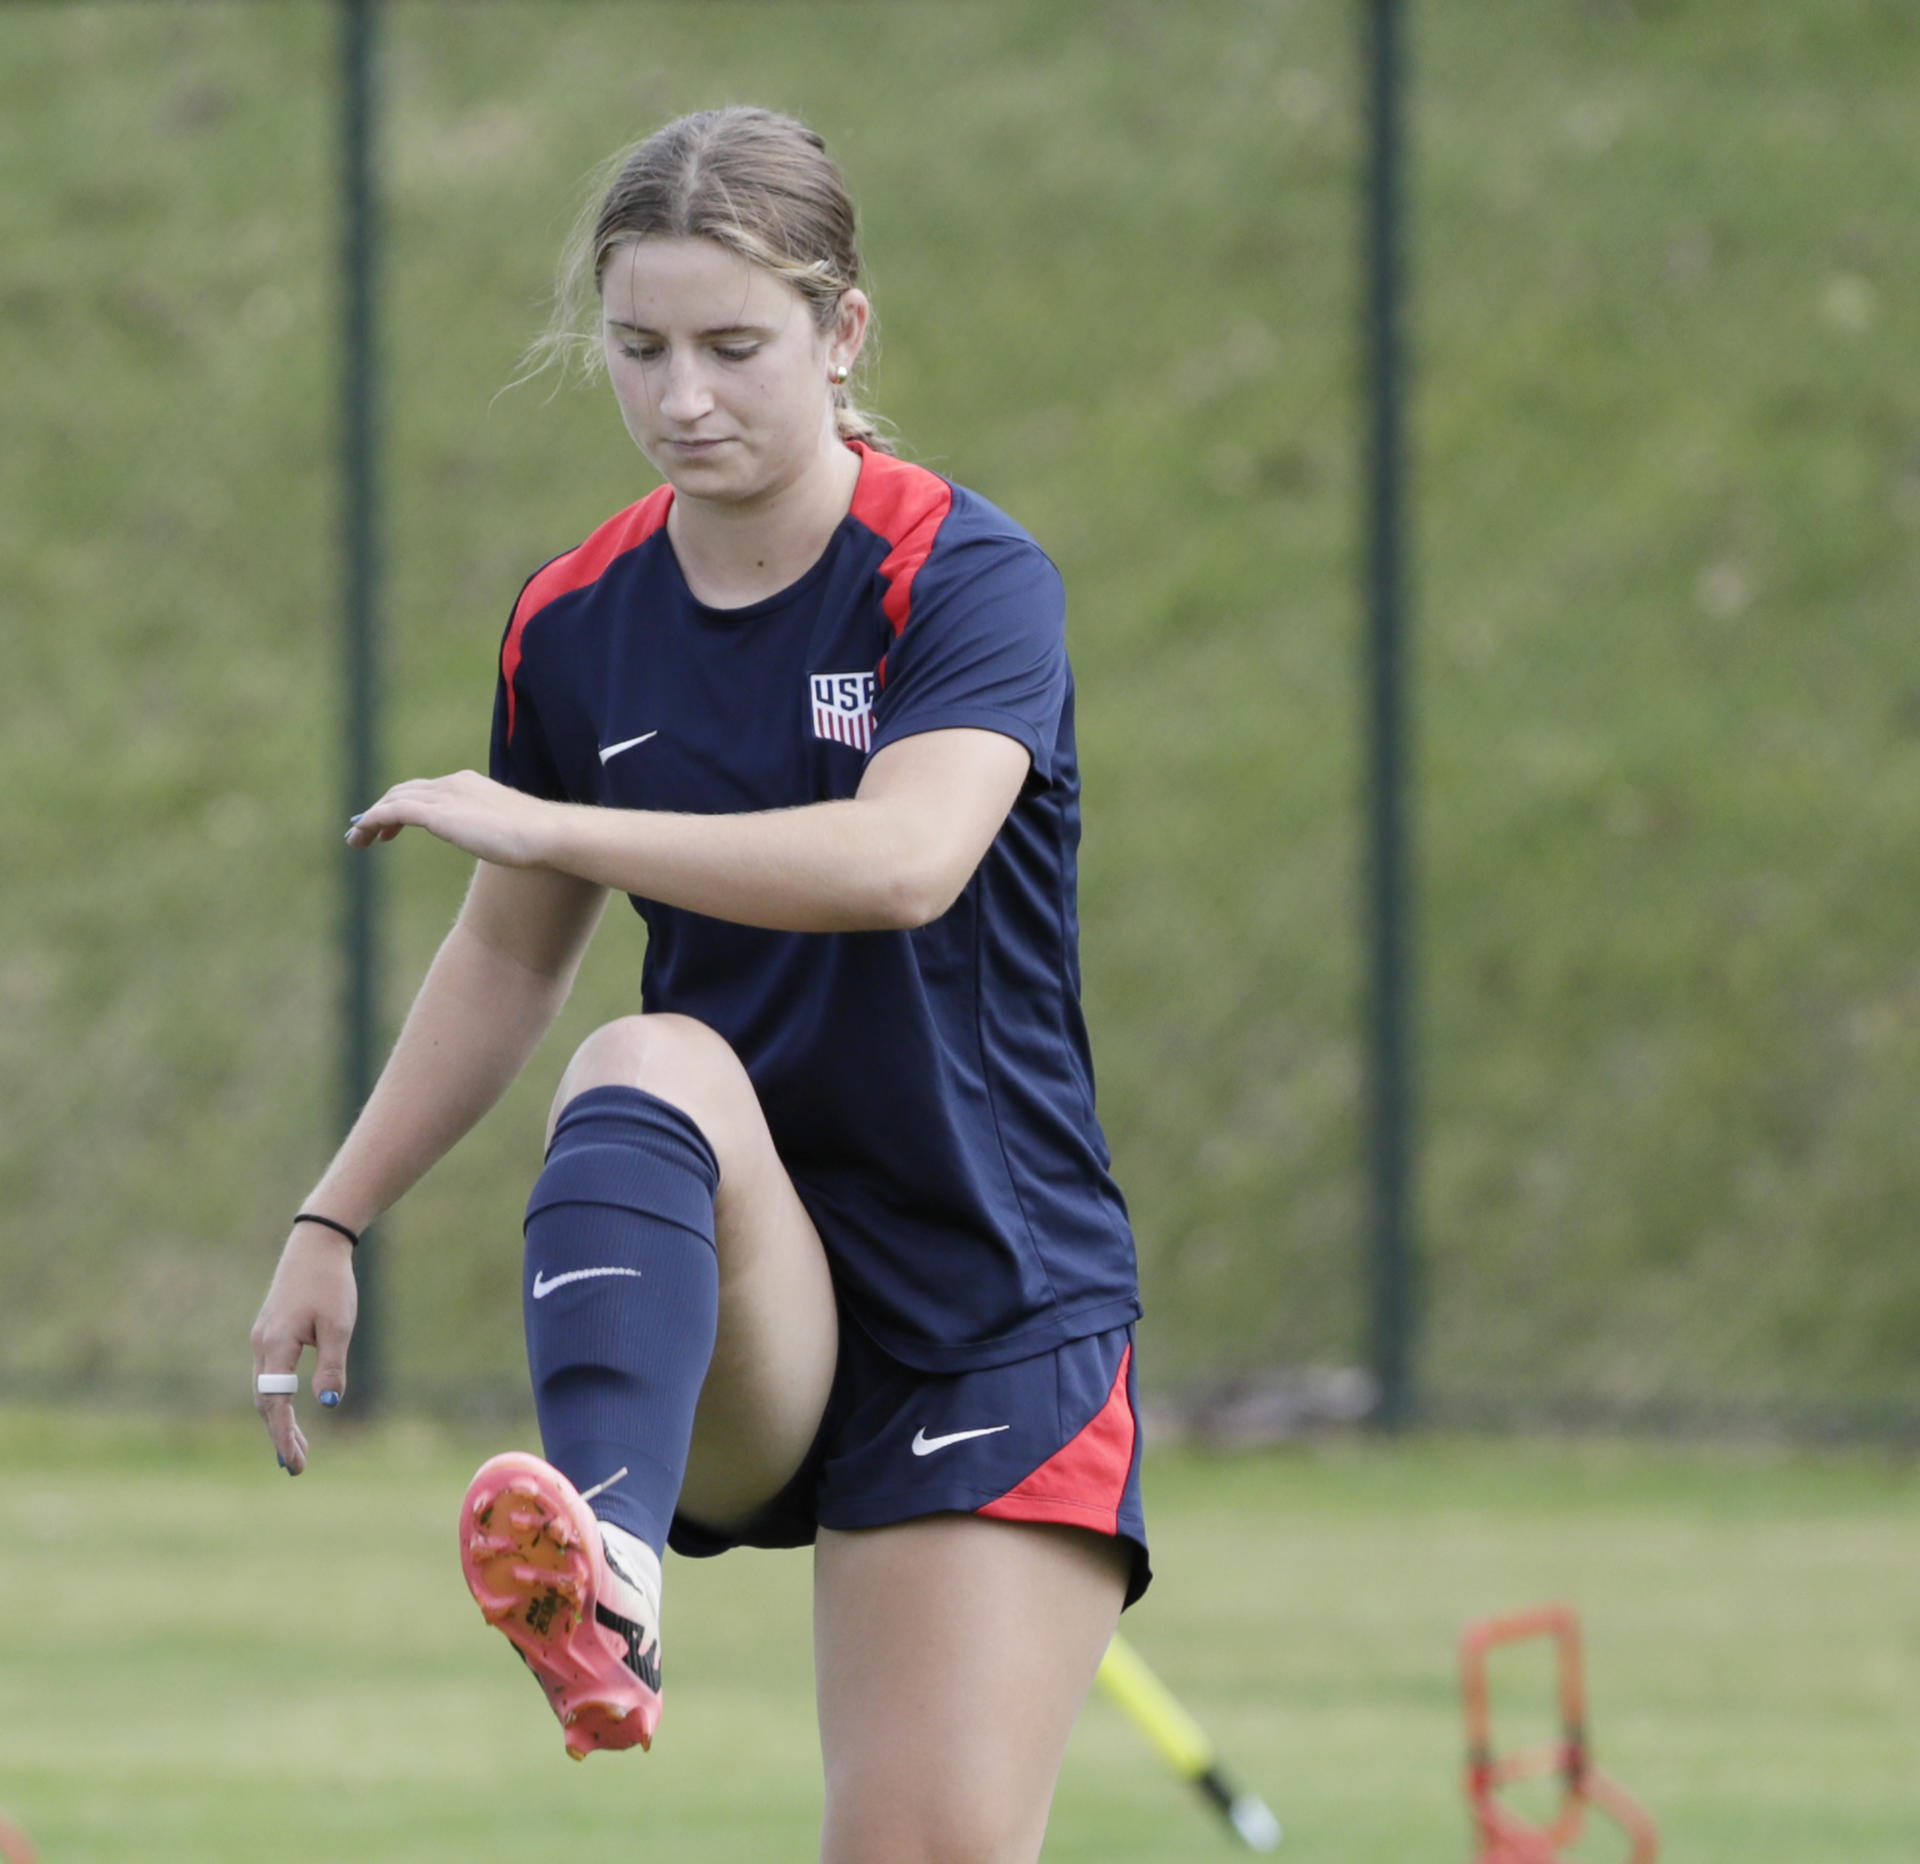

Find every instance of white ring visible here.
[255,1372,300,1395]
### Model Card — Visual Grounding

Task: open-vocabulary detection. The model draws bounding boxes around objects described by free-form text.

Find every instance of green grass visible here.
[2,1413,1916,1861]
[3,1,1919,1420]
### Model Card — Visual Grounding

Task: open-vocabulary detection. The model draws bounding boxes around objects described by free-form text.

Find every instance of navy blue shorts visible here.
[669,1311,1151,1609]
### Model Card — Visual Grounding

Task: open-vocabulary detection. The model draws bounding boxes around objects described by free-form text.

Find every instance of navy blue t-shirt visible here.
[491,442,1138,1371]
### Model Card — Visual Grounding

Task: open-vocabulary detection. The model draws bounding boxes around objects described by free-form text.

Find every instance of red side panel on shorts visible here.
[846,442,953,688]
[501,484,674,742]
[977,1344,1134,1537]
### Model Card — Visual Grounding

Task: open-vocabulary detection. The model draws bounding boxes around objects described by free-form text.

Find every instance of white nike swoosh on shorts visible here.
[910,1424,1012,1457]
[598,731,658,763]
[531,1266,644,1299]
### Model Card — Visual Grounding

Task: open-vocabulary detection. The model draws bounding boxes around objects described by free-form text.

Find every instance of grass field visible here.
[2,1411,1915,1861]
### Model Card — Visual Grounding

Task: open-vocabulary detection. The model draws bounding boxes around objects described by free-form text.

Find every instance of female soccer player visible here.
[250,106,1145,1862]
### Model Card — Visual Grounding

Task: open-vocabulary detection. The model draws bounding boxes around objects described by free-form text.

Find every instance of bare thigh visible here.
[549,1013,839,1528]
[814,1515,1129,1864]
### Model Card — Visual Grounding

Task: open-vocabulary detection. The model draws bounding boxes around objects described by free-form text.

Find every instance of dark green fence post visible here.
[1359,0,1418,1428]
[338,0,384,1410]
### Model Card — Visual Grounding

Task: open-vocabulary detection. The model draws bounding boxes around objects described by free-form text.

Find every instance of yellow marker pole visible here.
[1097,1635,1282,1851]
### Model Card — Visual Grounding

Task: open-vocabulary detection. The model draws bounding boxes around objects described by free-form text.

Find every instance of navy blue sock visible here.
[522,1083,721,1558]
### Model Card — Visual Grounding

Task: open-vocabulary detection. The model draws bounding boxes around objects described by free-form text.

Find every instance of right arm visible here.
[251,860,606,1472]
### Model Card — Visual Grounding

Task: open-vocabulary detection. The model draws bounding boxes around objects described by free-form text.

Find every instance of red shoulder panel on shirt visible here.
[976,1343,1136,1537]
[847,441,954,640]
[500,483,674,742]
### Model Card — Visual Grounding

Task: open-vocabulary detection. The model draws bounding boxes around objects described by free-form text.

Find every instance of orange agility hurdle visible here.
[0,1810,37,1864]
[1460,1604,1659,1864]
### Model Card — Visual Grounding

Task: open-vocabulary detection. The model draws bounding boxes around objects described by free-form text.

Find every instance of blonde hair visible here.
[525,107,890,451]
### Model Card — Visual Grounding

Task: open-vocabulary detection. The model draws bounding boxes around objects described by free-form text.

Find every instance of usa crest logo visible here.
[810,671,877,752]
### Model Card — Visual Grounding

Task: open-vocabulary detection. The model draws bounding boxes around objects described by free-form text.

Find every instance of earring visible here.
[830,364,850,384]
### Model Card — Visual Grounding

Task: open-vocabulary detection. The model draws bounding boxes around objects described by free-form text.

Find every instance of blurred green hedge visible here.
[3,0,1916,1425]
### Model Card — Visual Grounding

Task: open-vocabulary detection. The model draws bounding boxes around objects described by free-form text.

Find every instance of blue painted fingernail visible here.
[276,1453,286,1468]
[320,1390,341,1407]
[349,813,363,823]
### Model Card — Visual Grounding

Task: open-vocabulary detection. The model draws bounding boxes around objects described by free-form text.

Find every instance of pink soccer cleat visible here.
[459,1451,664,1759]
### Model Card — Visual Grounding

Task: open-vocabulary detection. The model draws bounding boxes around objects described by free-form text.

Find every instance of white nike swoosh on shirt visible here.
[531,1266,644,1299]
[910,1424,1012,1457]
[598,731,658,764]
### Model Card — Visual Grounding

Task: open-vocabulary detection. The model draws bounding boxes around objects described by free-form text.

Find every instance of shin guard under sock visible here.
[522,1084,721,1559]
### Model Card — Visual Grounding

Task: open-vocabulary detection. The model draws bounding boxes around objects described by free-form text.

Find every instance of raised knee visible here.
[550,1014,744,1140]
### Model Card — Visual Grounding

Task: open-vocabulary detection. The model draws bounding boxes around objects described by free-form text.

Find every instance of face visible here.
[599,236,865,505]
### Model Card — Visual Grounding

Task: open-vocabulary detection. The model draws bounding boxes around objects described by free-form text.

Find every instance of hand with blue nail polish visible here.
[341,769,552,865]
[250,1218,358,1476]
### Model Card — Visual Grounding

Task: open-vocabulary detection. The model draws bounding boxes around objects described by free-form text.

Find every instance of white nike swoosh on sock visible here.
[598,731,658,763]
[530,1266,644,1299]
[910,1424,1011,1456]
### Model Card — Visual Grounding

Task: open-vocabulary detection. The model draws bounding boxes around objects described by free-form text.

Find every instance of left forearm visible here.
[346,732,1028,930]
[541,797,948,933]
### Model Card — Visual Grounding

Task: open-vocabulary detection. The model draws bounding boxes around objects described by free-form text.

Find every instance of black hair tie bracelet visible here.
[293,1212,361,1248]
